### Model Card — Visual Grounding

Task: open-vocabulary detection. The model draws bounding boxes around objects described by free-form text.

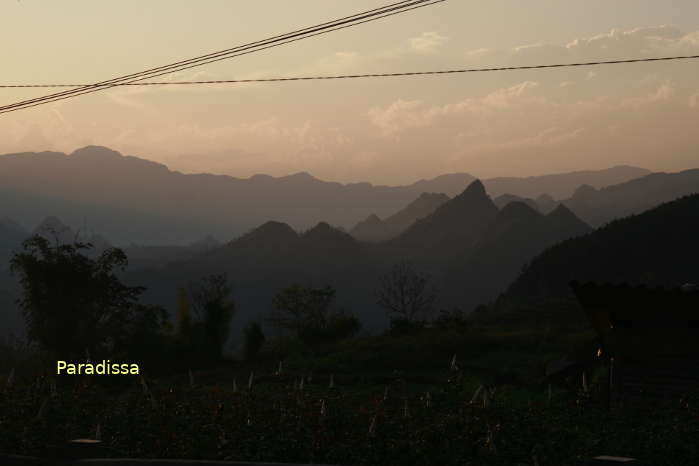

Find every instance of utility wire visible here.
[3,54,699,89]
[0,0,444,115]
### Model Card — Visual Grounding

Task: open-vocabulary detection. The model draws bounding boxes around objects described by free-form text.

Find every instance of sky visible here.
[2,0,699,185]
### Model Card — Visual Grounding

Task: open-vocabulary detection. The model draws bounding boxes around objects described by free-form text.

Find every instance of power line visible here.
[0,0,445,115]
[3,54,699,89]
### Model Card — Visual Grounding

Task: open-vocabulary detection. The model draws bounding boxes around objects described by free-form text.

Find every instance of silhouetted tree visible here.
[268,285,361,347]
[268,284,336,338]
[10,235,167,360]
[242,321,265,361]
[188,273,236,360]
[376,260,437,325]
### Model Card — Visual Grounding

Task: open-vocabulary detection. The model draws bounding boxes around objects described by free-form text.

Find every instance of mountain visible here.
[493,194,539,212]
[501,193,699,307]
[561,169,699,227]
[127,178,599,340]
[0,146,425,245]
[406,174,476,197]
[439,202,592,308]
[0,146,651,245]
[482,165,651,200]
[350,192,450,242]
[386,180,499,259]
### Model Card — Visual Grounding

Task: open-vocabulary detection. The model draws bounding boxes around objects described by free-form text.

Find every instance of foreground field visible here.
[2,328,699,465]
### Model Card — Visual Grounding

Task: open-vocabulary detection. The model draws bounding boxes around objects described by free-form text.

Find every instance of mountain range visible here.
[121,179,592,347]
[0,146,650,245]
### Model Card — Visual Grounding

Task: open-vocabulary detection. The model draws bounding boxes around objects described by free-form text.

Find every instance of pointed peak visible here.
[546,203,589,229]
[455,179,487,200]
[548,203,575,217]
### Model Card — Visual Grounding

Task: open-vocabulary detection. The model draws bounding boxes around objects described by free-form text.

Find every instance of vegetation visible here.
[9,235,168,362]
[2,326,698,465]
[375,261,437,331]
[267,284,362,349]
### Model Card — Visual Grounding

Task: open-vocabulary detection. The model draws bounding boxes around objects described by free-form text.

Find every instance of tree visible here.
[188,273,236,360]
[242,321,265,361]
[10,235,167,360]
[268,285,361,347]
[375,260,437,325]
[268,284,336,338]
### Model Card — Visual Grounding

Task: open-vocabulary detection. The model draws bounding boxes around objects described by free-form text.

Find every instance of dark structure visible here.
[571,281,699,407]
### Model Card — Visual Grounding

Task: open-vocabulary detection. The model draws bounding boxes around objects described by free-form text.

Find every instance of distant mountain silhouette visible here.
[387,180,499,258]
[439,201,591,307]
[350,192,450,242]
[406,174,476,197]
[0,146,651,245]
[123,178,599,341]
[501,193,699,306]
[560,169,699,227]
[493,194,539,212]
[482,165,651,200]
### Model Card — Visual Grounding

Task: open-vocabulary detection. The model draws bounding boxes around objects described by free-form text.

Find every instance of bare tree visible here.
[375,261,437,323]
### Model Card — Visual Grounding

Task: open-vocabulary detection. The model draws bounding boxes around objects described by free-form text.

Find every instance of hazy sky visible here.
[2,1,699,184]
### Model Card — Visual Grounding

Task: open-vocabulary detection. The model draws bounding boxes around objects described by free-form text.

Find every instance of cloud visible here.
[409,32,448,54]
[367,81,544,136]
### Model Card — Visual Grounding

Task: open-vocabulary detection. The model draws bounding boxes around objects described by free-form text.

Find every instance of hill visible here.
[560,169,699,227]
[499,193,699,308]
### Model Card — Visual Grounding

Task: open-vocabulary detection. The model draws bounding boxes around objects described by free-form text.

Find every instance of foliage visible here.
[242,322,266,361]
[268,284,336,336]
[9,235,167,360]
[375,260,437,324]
[267,285,361,349]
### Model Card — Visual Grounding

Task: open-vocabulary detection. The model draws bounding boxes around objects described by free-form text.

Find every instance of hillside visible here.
[500,193,699,306]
